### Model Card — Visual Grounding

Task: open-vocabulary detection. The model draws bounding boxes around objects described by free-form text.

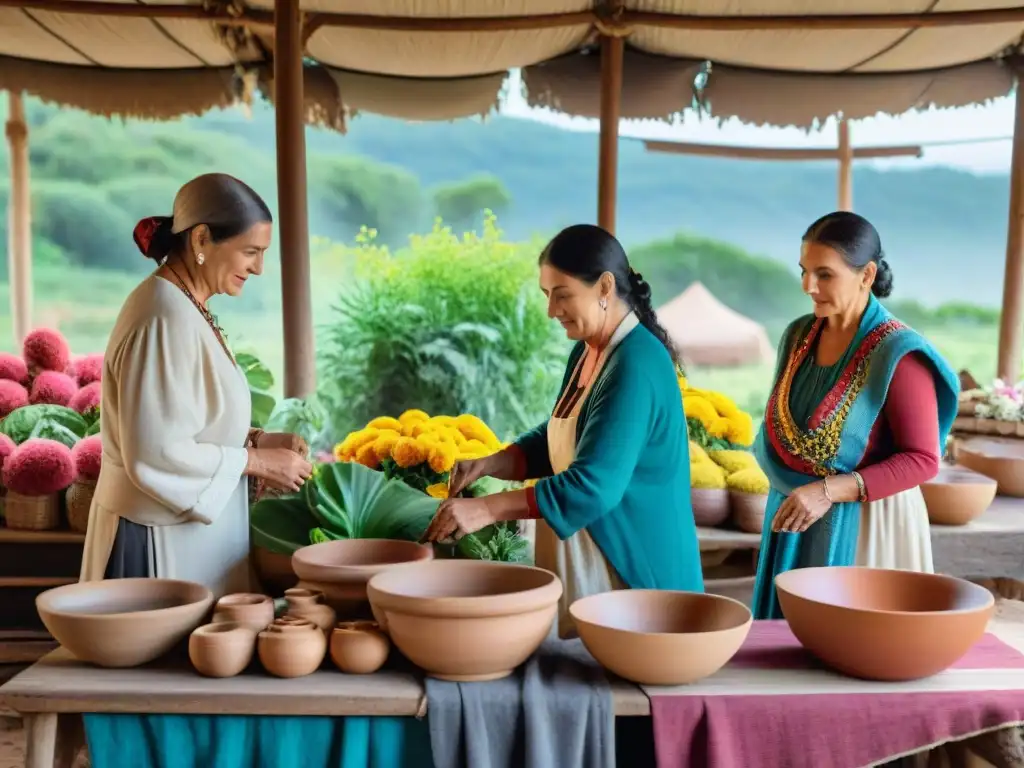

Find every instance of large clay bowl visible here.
[367,560,562,682]
[691,488,730,527]
[775,567,994,681]
[37,578,214,668]
[570,590,752,685]
[920,465,997,526]
[957,437,1024,497]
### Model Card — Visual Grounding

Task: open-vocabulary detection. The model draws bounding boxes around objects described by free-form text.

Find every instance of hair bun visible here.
[872,257,894,299]
[133,216,174,261]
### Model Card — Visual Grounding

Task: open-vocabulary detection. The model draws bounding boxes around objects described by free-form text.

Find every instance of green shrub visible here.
[32,181,138,271]
[317,216,565,442]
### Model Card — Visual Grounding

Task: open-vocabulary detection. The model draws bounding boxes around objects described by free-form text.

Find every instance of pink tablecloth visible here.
[648,621,1024,768]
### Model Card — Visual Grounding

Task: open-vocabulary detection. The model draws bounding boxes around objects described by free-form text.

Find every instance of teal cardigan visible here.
[516,323,704,593]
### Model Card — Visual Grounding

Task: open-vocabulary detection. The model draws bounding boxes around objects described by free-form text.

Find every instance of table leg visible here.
[23,712,57,768]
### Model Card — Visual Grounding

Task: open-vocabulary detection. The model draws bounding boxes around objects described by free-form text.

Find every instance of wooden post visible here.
[997,82,1024,382]
[274,0,315,397]
[5,91,32,345]
[596,33,624,233]
[837,118,853,211]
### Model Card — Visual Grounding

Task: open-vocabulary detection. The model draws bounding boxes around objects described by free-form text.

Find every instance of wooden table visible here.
[0,649,650,768]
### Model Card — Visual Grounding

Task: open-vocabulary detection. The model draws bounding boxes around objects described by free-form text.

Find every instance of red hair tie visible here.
[133,216,170,256]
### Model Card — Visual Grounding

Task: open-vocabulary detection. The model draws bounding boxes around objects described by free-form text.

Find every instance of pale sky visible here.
[500,71,1015,175]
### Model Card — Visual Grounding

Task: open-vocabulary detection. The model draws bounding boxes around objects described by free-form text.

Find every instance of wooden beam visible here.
[837,118,853,211]
[274,0,315,398]
[5,91,32,346]
[997,84,1024,382]
[644,139,923,161]
[597,29,624,234]
[0,0,1020,33]
[0,0,271,25]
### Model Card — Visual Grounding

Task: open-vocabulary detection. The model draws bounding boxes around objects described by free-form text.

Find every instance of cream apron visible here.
[534,314,637,639]
[856,485,934,573]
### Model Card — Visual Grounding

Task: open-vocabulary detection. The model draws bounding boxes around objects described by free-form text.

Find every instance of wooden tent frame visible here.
[5,2,1024,393]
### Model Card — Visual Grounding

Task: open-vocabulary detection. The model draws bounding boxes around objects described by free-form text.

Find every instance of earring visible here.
[196,252,205,266]
[599,298,608,310]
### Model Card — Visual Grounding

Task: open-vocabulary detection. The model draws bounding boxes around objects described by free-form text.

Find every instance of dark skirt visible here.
[103,517,154,579]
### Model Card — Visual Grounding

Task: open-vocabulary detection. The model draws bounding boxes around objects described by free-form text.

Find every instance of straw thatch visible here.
[0,1,1021,123]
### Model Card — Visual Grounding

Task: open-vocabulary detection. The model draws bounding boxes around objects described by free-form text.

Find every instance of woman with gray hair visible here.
[79,173,312,596]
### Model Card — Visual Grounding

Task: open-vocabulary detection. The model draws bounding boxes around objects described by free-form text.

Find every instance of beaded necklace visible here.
[166,264,235,365]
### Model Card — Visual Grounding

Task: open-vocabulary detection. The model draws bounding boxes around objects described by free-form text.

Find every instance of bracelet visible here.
[852,471,867,502]
[246,428,265,449]
[821,477,834,504]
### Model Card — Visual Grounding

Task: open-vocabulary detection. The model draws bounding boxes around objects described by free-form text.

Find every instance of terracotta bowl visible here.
[367,560,562,682]
[292,539,433,611]
[957,437,1024,497]
[569,590,752,685]
[775,566,995,681]
[37,578,214,668]
[691,488,730,527]
[920,465,997,526]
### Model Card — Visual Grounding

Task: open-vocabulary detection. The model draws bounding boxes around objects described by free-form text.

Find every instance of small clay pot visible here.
[288,602,337,634]
[189,622,257,678]
[285,588,336,633]
[691,488,730,527]
[284,588,325,608]
[257,617,327,678]
[214,593,275,633]
[330,621,390,674]
[730,491,767,533]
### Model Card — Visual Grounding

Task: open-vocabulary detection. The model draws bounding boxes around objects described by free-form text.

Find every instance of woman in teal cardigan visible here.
[423,224,704,637]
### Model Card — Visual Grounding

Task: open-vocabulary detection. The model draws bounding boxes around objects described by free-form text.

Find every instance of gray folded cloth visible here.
[425,637,615,768]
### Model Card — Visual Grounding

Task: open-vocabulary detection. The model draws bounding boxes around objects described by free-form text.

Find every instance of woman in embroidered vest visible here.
[422,224,704,637]
[79,173,313,598]
[752,211,959,620]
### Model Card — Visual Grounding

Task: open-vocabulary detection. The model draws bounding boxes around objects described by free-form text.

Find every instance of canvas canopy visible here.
[656,281,775,367]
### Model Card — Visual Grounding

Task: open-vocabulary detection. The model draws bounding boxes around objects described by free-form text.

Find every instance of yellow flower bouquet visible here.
[678,372,755,450]
[334,409,503,495]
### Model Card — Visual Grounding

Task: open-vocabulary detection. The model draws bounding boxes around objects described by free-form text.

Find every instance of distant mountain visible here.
[183,104,1008,307]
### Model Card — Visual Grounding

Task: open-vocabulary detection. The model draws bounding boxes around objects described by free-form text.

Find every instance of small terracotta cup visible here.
[189,622,257,678]
[214,593,275,633]
[330,621,390,674]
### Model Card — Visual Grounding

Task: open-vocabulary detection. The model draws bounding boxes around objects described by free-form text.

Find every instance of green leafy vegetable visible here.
[309,461,439,540]
[457,522,529,563]
[250,461,440,553]
[0,404,90,447]
[249,493,318,555]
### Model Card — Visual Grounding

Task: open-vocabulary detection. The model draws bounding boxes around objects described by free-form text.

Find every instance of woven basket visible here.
[4,491,60,531]
[66,480,96,533]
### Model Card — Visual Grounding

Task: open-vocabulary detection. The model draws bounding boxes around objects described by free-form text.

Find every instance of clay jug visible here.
[214,593,275,633]
[189,622,257,678]
[330,621,391,674]
[257,617,327,678]
[284,587,324,608]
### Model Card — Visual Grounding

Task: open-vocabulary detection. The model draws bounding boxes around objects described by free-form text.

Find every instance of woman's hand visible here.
[421,497,496,542]
[772,481,833,534]
[447,452,510,496]
[257,431,309,457]
[246,447,313,493]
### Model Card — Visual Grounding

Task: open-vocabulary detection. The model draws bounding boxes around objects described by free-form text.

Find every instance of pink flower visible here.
[3,439,75,495]
[22,328,70,374]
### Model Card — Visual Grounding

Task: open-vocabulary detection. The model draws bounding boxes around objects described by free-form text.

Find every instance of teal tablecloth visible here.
[83,714,434,768]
